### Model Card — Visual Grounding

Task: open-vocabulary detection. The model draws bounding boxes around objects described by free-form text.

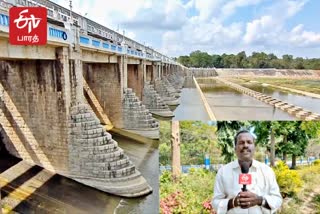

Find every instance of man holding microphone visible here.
[212,130,283,214]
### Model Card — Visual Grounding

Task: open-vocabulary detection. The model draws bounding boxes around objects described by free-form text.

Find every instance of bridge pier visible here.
[141,62,174,118]
[158,63,162,79]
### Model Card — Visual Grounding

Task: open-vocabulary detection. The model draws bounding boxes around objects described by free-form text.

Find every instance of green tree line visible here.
[177,50,320,69]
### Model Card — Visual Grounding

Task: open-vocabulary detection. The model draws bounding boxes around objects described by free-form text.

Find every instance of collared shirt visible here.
[212,159,282,214]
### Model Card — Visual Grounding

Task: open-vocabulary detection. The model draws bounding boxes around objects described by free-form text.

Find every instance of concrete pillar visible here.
[69,50,84,105]
[74,52,83,105]
[56,47,71,114]
[118,55,128,99]
[68,24,83,105]
[152,63,157,82]
[124,57,128,89]
[161,63,164,79]
[142,60,147,83]
[158,64,161,79]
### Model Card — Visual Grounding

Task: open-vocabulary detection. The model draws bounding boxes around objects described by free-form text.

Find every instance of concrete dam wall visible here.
[216,68,320,77]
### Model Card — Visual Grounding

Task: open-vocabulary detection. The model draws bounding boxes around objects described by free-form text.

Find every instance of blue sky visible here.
[54,0,320,58]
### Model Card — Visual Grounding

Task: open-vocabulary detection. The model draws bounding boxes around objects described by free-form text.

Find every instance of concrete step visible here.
[81,143,118,154]
[82,149,124,163]
[77,134,112,146]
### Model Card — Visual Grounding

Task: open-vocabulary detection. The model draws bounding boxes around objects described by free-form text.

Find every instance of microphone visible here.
[239,161,252,191]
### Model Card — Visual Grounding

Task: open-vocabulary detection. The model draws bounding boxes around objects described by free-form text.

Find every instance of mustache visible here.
[241,149,251,153]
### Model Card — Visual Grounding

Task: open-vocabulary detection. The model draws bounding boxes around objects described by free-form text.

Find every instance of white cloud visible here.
[243,15,279,45]
[52,0,320,58]
[193,0,226,21]
[162,19,243,56]
[264,0,309,19]
[289,24,320,47]
[221,0,264,19]
[242,0,320,52]
[119,0,187,31]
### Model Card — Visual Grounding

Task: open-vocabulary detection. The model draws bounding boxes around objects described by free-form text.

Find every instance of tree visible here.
[177,56,191,67]
[271,121,312,169]
[253,121,277,166]
[216,121,246,163]
[177,51,320,69]
[160,121,219,166]
[236,51,247,68]
[294,57,305,69]
[171,121,181,179]
[190,51,212,68]
[249,52,269,68]
[179,121,219,164]
[253,121,296,166]
[282,54,294,68]
[211,54,223,68]
[286,123,308,169]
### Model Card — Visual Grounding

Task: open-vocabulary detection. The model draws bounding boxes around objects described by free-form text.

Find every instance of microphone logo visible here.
[239,174,252,185]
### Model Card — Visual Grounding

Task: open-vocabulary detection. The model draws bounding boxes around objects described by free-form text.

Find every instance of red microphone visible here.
[239,162,252,191]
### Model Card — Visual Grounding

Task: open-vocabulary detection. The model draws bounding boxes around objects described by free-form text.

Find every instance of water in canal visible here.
[173,77,210,121]
[239,81,320,115]
[0,134,159,214]
[197,79,296,120]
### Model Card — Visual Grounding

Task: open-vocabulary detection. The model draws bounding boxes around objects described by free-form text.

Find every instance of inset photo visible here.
[159,121,320,214]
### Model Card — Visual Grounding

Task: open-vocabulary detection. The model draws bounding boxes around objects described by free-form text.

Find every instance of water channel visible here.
[173,77,210,121]
[238,81,320,115]
[197,79,296,120]
[0,134,159,214]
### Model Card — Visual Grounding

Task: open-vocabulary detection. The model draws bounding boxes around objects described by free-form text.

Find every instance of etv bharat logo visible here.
[9,7,47,45]
[241,175,249,182]
[239,174,252,185]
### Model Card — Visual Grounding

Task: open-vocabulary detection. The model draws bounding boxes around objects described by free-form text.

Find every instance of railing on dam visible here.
[0,0,178,65]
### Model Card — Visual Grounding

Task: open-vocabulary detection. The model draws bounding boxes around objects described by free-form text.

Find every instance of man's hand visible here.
[237,191,262,209]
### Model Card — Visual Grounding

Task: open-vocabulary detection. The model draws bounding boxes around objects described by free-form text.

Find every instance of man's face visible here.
[235,132,255,161]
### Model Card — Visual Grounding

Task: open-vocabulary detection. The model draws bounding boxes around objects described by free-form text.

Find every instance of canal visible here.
[0,134,159,214]
[197,79,296,120]
[173,77,210,121]
[237,81,320,115]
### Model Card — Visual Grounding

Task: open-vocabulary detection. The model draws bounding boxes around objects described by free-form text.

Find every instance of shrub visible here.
[273,161,303,198]
[160,169,216,214]
[313,159,320,166]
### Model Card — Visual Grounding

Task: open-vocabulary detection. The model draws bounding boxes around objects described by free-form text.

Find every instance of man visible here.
[212,130,282,214]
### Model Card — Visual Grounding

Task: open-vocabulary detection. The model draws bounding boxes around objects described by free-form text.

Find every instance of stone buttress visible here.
[154,78,180,106]
[142,82,173,118]
[69,104,152,197]
[166,72,185,93]
[123,88,159,139]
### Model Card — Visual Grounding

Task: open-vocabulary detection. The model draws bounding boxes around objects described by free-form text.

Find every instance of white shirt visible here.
[212,159,282,214]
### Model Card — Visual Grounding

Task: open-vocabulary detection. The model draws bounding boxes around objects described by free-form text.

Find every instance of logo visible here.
[239,174,252,185]
[9,7,47,45]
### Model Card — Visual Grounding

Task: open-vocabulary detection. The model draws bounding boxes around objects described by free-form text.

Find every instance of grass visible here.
[239,77,320,94]
[313,195,320,212]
